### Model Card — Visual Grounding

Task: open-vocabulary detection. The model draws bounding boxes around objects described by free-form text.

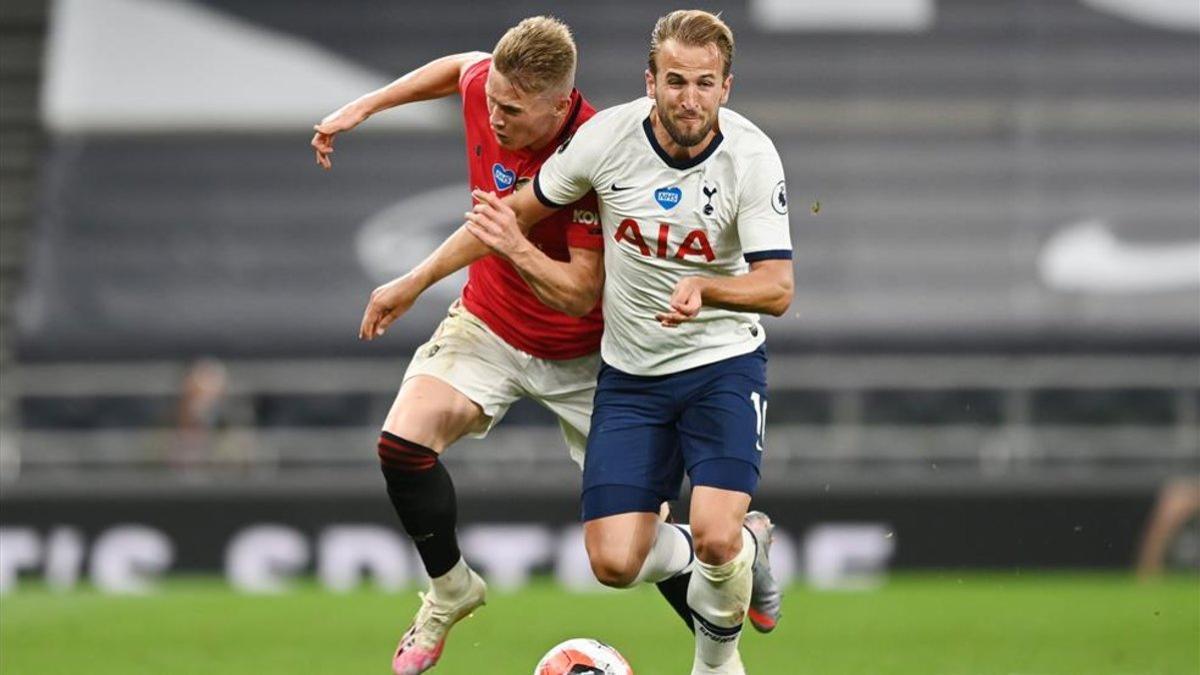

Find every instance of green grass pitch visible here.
[2,573,1196,674]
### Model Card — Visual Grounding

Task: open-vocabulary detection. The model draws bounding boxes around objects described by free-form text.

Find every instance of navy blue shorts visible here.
[581,346,768,521]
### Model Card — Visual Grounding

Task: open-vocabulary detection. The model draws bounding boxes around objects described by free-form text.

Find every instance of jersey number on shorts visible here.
[750,391,768,452]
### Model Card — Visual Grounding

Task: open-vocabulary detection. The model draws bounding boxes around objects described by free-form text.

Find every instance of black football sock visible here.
[657,571,696,633]
[377,431,461,578]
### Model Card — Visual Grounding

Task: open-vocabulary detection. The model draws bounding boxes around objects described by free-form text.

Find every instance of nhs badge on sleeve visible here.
[492,163,516,191]
[654,186,682,210]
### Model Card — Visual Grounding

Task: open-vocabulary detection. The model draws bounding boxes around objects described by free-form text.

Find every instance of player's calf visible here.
[379,432,488,674]
[688,527,754,675]
[378,432,461,578]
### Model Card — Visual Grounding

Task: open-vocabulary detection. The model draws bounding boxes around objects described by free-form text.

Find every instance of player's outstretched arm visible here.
[360,185,554,339]
[464,189,602,317]
[359,221,495,340]
[656,260,794,327]
[312,51,489,169]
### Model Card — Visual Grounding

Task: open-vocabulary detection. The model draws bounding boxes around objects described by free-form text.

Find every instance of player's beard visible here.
[660,107,714,148]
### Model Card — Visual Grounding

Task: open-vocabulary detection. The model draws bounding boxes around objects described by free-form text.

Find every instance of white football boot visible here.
[391,567,487,675]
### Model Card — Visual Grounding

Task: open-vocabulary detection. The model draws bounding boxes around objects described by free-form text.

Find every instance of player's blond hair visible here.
[648,10,735,78]
[492,16,577,96]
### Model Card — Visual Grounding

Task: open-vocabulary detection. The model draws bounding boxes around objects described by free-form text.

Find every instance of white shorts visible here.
[403,300,599,467]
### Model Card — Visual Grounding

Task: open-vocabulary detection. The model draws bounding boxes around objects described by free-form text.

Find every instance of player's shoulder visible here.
[718,106,781,159]
[578,98,651,137]
[565,98,652,158]
[458,55,492,96]
[555,98,646,162]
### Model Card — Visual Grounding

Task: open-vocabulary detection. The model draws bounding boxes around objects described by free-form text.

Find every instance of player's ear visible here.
[720,74,733,105]
[554,92,572,117]
[644,69,656,98]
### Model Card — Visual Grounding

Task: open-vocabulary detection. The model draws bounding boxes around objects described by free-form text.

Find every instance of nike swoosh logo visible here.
[1038,220,1200,293]
[611,184,634,192]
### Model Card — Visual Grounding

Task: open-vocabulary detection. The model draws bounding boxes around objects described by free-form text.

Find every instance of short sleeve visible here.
[533,116,604,209]
[563,190,603,250]
[736,145,793,263]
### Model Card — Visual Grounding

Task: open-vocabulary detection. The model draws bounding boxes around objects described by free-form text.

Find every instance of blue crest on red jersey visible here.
[655,186,682,210]
[493,163,516,191]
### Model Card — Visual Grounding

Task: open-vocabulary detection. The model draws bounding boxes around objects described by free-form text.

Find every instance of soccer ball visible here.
[534,638,633,675]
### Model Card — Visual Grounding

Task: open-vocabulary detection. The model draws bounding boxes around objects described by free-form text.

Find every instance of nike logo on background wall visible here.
[610,184,634,192]
[1038,220,1200,294]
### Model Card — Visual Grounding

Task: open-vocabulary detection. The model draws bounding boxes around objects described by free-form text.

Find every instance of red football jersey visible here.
[457,58,603,360]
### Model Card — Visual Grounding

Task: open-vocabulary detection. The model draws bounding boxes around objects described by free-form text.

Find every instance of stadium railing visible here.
[9,354,1197,493]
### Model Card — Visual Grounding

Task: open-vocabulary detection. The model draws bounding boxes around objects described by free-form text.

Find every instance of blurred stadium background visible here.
[0,0,1197,672]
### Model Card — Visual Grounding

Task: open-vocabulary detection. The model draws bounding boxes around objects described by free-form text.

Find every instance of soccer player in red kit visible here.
[313,18,605,675]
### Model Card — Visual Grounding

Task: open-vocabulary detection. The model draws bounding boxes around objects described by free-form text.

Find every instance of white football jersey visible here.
[534,97,793,376]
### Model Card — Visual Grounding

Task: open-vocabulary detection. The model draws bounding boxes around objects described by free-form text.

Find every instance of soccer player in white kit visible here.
[465,11,794,673]
[315,15,782,673]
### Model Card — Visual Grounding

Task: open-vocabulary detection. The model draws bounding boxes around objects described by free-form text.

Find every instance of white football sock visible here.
[688,528,754,675]
[429,556,472,600]
[633,522,695,585]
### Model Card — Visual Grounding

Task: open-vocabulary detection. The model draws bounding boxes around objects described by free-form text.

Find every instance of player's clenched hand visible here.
[311,104,369,170]
[656,276,705,328]
[464,190,530,259]
[359,274,422,340]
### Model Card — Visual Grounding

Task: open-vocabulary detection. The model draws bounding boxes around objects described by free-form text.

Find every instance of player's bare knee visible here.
[384,377,486,452]
[587,552,640,588]
[691,526,743,566]
[583,535,642,588]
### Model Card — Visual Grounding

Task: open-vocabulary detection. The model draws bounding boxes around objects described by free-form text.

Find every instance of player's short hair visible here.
[648,10,735,79]
[492,16,577,97]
